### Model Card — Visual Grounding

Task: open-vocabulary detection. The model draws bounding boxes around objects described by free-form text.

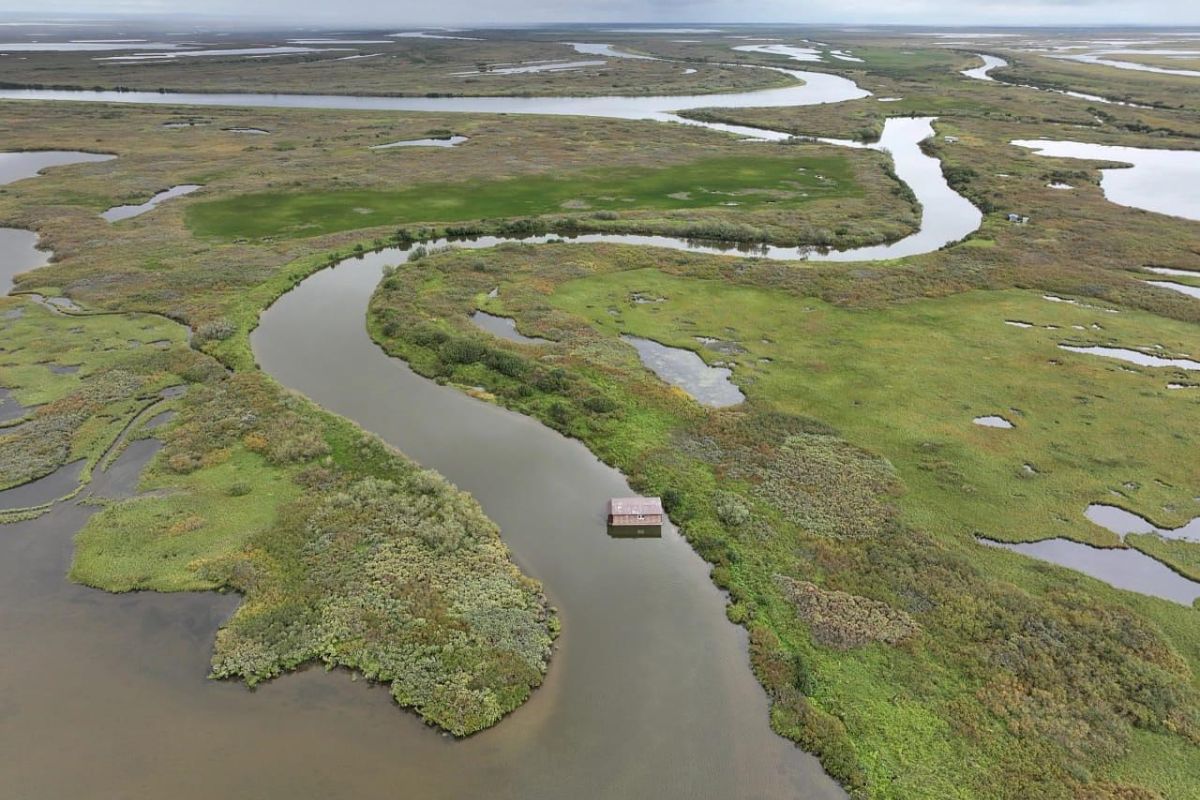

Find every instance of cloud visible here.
[2,0,1198,26]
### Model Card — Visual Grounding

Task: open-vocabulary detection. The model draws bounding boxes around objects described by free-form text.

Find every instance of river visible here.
[0,47,988,799]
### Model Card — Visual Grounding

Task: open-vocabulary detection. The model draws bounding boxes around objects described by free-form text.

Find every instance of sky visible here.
[1,0,1198,27]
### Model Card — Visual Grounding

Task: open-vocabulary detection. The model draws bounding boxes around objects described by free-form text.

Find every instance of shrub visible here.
[532,367,569,393]
[483,349,528,378]
[715,492,751,528]
[582,395,618,414]
[194,318,235,344]
[776,575,919,650]
[439,337,488,365]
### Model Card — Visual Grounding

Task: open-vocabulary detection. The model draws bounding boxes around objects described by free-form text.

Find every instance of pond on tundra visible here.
[1,151,115,293]
[621,334,746,407]
[1013,139,1200,222]
[102,184,201,222]
[470,310,551,344]
[0,57,1007,798]
[980,536,1200,606]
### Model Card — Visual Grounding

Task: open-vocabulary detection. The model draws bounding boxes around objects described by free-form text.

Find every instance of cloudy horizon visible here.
[0,1,1198,28]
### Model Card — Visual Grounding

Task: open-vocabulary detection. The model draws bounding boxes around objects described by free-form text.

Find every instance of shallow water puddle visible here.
[1059,344,1200,371]
[0,459,85,511]
[1087,503,1200,543]
[1145,266,1200,278]
[102,184,201,222]
[621,335,745,407]
[1145,280,1200,300]
[372,135,468,149]
[1,151,115,293]
[0,386,32,424]
[470,310,551,345]
[453,60,605,76]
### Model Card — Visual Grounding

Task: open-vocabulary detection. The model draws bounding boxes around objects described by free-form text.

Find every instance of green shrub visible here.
[715,492,751,528]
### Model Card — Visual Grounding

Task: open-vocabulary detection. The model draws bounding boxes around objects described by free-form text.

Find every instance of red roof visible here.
[609,497,663,516]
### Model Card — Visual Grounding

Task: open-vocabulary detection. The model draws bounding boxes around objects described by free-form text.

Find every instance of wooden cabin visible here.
[608,497,664,527]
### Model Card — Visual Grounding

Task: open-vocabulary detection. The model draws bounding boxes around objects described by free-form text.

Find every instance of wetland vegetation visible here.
[1,20,1199,800]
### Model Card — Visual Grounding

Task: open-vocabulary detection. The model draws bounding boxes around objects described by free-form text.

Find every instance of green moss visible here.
[71,449,300,592]
[186,154,859,240]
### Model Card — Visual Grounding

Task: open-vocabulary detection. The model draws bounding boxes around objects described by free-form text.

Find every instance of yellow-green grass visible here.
[0,298,186,407]
[0,297,196,493]
[185,153,860,240]
[71,448,301,592]
[1108,728,1200,799]
[549,271,1200,560]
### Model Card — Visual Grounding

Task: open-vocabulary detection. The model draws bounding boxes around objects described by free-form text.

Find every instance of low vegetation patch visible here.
[775,576,919,650]
[186,153,862,240]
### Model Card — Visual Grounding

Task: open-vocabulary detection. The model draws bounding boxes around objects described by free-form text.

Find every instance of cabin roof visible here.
[609,496,664,516]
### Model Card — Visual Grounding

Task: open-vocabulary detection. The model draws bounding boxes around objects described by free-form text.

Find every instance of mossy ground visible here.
[185,153,861,240]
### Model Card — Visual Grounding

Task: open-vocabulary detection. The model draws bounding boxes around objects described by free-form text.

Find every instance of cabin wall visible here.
[610,514,663,526]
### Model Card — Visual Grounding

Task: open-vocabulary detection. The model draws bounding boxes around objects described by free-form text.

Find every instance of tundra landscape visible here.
[0,8,1198,800]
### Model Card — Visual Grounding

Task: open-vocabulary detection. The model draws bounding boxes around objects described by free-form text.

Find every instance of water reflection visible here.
[251,244,846,799]
[102,184,201,222]
[470,310,551,344]
[1014,139,1200,222]
[1087,503,1200,543]
[621,334,745,407]
[980,536,1200,606]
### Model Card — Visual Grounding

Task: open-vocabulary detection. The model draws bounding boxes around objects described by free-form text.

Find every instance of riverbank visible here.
[367,238,1200,798]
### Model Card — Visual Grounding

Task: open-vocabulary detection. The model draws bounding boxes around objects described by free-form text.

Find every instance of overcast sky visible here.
[1,0,1198,27]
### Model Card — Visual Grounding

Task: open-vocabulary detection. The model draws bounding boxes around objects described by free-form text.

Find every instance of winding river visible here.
[0,48,993,799]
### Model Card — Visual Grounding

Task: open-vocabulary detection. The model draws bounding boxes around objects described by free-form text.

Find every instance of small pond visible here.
[980,537,1200,606]
[1013,139,1200,222]
[973,415,1014,428]
[1,151,115,293]
[0,386,32,424]
[469,310,551,345]
[621,335,745,407]
[102,184,201,222]
[1145,280,1200,300]
[1087,503,1200,543]
[1059,344,1200,371]
[372,135,468,149]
